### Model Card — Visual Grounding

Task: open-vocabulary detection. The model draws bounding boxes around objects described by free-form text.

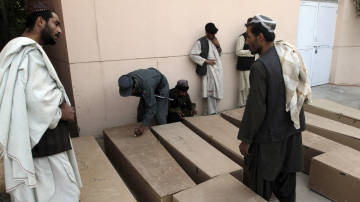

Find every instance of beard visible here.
[41,24,57,45]
[249,42,262,55]
[250,47,261,55]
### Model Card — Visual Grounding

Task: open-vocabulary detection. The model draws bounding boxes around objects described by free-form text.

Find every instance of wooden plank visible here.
[305,99,360,129]
[104,124,195,202]
[183,115,244,166]
[309,147,360,202]
[173,174,266,202]
[72,136,136,202]
[302,131,345,174]
[220,108,245,128]
[151,122,242,184]
[306,112,360,151]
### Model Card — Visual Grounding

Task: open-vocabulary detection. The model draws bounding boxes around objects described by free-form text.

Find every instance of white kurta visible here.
[190,38,224,100]
[235,35,259,107]
[0,37,82,202]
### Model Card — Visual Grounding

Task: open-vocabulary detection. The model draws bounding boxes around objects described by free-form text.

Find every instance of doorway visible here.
[297,0,338,86]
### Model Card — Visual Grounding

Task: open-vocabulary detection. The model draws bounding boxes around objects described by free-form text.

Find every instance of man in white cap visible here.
[0,0,82,201]
[238,15,310,202]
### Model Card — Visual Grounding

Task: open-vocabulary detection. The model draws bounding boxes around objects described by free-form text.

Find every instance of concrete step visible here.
[302,131,345,174]
[173,174,266,202]
[103,124,195,202]
[183,114,244,166]
[72,136,136,202]
[151,122,243,184]
[306,112,360,151]
[305,98,360,129]
[220,108,245,128]
[309,147,360,202]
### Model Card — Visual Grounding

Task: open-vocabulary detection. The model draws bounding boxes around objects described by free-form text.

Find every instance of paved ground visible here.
[311,84,360,109]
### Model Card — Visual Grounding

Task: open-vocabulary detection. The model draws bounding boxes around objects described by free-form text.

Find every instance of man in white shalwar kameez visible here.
[190,23,224,115]
[0,1,82,201]
[235,18,259,107]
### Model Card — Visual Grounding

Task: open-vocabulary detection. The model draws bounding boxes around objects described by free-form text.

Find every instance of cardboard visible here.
[306,112,360,151]
[305,98,360,129]
[151,122,243,184]
[309,147,360,202]
[183,115,244,166]
[302,131,345,174]
[103,124,195,202]
[71,136,136,202]
[173,174,265,202]
[220,108,245,128]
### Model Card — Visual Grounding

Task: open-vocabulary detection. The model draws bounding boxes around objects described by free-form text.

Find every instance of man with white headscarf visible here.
[238,15,311,202]
[0,0,82,201]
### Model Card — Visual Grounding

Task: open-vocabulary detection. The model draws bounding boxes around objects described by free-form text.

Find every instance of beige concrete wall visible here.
[331,0,360,85]
[60,0,301,136]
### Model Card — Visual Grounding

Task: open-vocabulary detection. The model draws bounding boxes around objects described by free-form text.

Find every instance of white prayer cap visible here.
[250,15,276,33]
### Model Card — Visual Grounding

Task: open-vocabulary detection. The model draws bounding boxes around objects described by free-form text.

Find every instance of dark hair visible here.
[249,22,275,42]
[176,85,189,92]
[25,10,53,30]
[245,18,252,27]
[205,23,218,34]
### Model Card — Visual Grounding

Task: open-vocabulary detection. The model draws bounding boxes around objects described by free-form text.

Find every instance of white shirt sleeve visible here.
[26,49,63,130]
[235,35,252,57]
[190,40,206,66]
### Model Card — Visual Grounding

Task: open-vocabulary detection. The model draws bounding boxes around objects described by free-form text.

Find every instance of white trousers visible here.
[238,70,250,107]
[206,96,219,115]
[10,152,80,202]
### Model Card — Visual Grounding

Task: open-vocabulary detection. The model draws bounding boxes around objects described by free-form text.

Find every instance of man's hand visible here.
[61,103,75,122]
[134,124,145,137]
[211,37,221,48]
[177,111,184,118]
[205,59,216,65]
[239,142,250,157]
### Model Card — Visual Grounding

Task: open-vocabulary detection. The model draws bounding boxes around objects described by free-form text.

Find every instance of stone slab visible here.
[309,147,360,202]
[305,99,360,129]
[183,115,244,166]
[104,124,195,202]
[72,136,136,202]
[173,174,265,202]
[302,131,345,174]
[306,112,360,151]
[151,122,242,184]
[220,108,245,128]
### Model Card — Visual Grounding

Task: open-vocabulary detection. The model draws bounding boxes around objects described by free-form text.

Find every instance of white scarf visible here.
[275,40,312,129]
[0,37,81,193]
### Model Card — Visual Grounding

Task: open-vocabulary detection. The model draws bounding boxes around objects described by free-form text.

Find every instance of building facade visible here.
[46,0,359,137]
